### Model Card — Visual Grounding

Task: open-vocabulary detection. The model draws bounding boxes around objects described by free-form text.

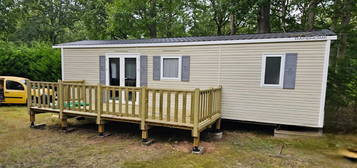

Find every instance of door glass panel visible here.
[109,58,120,101]
[125,58,136,87]
[125,58,136,101]
[109,58,120,86]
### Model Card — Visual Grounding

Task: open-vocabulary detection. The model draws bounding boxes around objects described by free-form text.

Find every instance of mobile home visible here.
[53,29,336,129]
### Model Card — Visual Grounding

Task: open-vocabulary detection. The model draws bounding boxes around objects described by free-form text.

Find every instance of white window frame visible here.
[261,54,285,88]
[160,56,182,80]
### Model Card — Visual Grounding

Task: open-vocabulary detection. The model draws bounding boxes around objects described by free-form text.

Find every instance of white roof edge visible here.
[53,35,338,49]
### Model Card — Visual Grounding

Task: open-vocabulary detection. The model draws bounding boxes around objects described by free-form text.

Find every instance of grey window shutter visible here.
[181,56,190,81]
[283,53,297,89]
[99,56,106,85]
[140,55,148,86]
[153,56,161,80]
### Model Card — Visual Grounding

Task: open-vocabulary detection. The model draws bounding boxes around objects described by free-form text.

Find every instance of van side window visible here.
[6,80,24,90]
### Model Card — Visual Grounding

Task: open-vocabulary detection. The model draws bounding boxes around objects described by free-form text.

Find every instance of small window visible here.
[262,55,285,87]
[161,56,181,80]
[6,80,25,90]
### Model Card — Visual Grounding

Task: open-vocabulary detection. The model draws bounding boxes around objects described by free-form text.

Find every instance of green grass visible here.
[0,106,356,168]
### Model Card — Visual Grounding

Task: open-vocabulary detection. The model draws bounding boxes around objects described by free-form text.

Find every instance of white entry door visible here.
[105,54,140,87]
[105,54,140,103]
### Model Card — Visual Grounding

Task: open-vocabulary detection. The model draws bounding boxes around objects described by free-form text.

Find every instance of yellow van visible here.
[0,76,29,104]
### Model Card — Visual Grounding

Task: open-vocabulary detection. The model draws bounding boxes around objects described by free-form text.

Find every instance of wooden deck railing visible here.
[27,80,222,149]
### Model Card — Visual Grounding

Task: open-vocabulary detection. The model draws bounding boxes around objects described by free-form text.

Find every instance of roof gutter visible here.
[53,35,337,49]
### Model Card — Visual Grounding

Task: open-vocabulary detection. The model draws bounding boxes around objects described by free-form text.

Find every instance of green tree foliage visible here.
[108,0,188,39]
[0,0,18,41]
[79,0,110,40]
[0,41,61,81]
[186,0,217,36]
[9,0,81,44]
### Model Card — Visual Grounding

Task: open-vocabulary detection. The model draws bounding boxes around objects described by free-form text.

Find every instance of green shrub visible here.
[0,41,60,81]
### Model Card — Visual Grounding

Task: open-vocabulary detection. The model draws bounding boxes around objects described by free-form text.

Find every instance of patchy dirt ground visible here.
[0,106,356,168]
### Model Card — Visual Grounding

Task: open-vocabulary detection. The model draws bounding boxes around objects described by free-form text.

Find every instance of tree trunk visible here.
[217,27,221,35]
[230,14,237,35]
[330,0,341,70]
[336,0,352,59]
[304,0,320,31]
[148,24,157,38]
[148,0,157,38]
[257,0,271,33]
[280,0,288,32]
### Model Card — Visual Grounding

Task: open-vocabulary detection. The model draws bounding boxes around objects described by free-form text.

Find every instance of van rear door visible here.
[4,80,27,104]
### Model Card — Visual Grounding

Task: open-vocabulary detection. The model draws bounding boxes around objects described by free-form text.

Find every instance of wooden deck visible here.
[27,80,222,151]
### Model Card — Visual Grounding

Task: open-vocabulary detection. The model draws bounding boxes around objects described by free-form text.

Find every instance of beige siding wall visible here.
[220,41,326,127]
[63,45,220,88]
[63,40,327,127]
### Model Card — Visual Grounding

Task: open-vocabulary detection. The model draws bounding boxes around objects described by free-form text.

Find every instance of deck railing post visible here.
[193,88,200,136]
[140,86,150,142]
[192,88,200,148]
[218,85,222,115]
[58,80,64,119]
[26,80,31,111]
[96,83,105,136]
[80,81,84,103]
[58,80,68,130]
[96,83,103,125]
[215,86,222,131]
[26,80,35,127]
[140,86,147,130]
[208,87,213,119]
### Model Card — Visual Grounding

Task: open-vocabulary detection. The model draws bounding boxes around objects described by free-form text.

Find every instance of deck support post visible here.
[192,88,203,154]
[209,118,223,140]
[141,129,148,140]
[140,86,152,145]
[29,110,35,127]
[192,135,204,154]
[215,118,221,132]
[97,120,111,137]
[98,123,105,136]
[141,126,153,145]
[193,136,200,149]
[61,115,68,130]
[27,80,35,127]
[96,84,110,137]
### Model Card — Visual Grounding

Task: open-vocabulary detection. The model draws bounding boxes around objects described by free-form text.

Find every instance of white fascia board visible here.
[53,36,338,49]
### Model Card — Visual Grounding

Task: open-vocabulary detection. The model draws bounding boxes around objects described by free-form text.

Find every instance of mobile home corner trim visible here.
[318,39,331,128]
